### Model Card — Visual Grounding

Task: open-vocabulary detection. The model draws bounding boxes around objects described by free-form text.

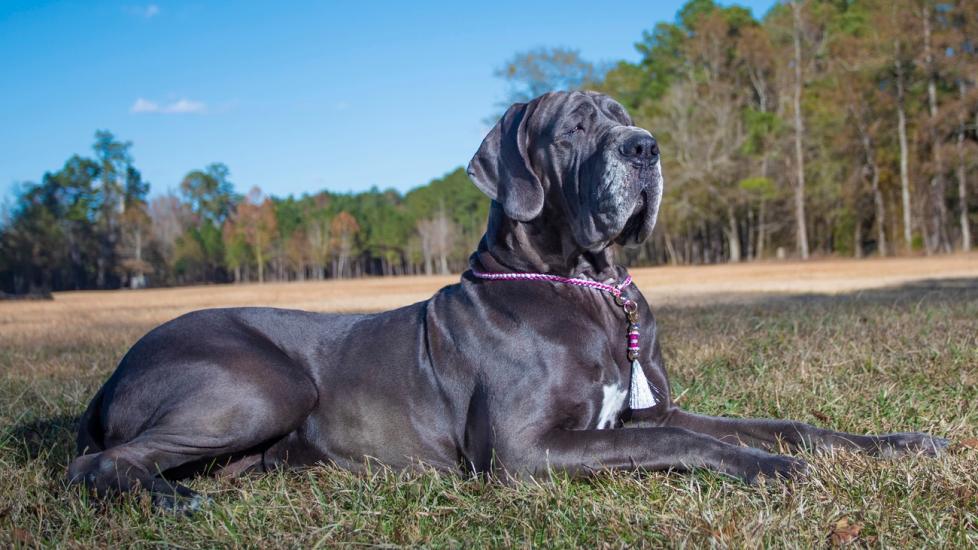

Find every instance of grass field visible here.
[1,255,977,547]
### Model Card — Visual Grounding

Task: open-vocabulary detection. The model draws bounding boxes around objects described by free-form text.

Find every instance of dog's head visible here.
[468,91,662,251]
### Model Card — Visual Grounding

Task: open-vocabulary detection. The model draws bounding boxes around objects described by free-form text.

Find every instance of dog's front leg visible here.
[507,427,807,484]
[643,409,948,457]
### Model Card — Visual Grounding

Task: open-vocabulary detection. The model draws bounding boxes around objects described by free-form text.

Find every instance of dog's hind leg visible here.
[68,400,313,512]
[68,361,319,511]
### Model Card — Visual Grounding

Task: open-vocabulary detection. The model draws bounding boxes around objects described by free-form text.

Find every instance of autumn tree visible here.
[417,205,457,275]
[330,211,359,278]
[304,194,332,280]
[789,1,810,258]
[942,0,977,251]
[872,0,921,250]
[227,187,278,283]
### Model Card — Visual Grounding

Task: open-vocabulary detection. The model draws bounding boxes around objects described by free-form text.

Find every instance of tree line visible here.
[2,0,976,293]
[0,132,488,293]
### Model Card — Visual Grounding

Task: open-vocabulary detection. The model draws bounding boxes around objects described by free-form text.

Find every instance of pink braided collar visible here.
[468,267,659,409]
[469,269,633,299]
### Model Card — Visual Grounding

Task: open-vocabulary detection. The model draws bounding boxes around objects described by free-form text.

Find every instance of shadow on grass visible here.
[5,414,79,476]
[661,276,978,313]
[781,276,978,303]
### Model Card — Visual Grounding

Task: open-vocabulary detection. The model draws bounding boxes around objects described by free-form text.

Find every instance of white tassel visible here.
[628,359,657,409]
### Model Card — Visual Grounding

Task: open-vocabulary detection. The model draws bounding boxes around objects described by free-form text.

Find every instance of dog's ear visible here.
[467,101,544,222]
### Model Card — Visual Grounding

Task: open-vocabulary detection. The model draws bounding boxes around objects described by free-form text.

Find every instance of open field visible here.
[1,255,977,546]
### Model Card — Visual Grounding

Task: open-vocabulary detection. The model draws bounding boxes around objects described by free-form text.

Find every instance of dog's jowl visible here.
[69,91,947,511]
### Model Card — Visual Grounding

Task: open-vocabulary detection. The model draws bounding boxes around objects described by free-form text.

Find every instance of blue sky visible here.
[0,0,776,201]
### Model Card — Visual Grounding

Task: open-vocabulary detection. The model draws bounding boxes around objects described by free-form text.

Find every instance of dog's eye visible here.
[564,124,585,136]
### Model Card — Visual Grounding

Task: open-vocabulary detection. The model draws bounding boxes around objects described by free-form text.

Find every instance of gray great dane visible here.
[69,91,947,511]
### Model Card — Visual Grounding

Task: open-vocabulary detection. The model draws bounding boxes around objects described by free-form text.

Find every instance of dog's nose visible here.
[619,133,659,163]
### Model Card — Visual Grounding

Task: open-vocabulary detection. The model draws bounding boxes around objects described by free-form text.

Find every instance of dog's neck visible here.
[471,203,620,282]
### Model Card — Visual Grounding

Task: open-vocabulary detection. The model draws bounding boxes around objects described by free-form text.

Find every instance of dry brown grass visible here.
[3,253,976,345]
[1,255,976,547]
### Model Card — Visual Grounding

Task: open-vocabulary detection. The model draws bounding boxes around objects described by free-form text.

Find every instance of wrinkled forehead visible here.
[531,92,633,133]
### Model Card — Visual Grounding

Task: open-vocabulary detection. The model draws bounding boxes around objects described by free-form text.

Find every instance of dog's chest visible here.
[589,326,635,430]
[596,383,628,429]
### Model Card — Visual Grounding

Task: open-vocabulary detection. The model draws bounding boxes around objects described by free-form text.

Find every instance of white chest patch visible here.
[597,384,628,429]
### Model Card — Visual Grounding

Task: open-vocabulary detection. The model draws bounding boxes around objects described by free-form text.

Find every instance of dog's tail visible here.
[75,385,106,456]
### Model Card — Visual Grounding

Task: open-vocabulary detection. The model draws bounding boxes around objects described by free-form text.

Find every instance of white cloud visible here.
[130,97,208,115]
[130,98,160,113]
[125,4,160,19]
[164,99,206,114]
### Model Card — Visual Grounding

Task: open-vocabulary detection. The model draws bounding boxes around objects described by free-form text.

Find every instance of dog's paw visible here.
[875,432,949,458]
[150,485,212,515]
[720,448,809,484]
[750,454,809,484]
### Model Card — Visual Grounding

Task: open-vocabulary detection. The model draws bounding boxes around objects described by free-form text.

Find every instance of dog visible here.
[69,91,947,511]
